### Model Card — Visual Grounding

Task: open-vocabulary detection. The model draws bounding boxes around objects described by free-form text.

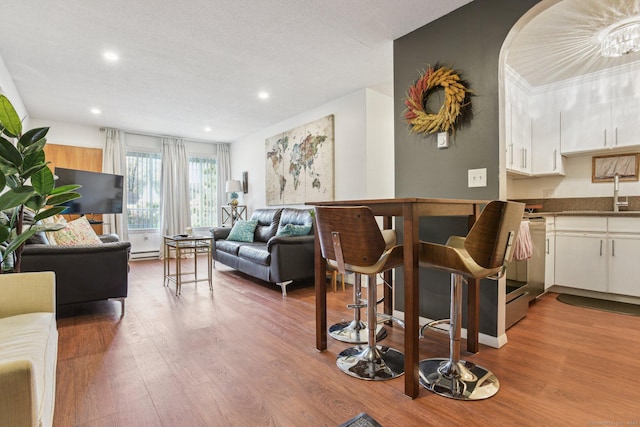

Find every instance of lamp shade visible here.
[225,179,243,193]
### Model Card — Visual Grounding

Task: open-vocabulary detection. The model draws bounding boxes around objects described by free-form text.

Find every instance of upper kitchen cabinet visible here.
[561,97,640,155]
[506,101,532,175]
[502,0,640,172]
[531,111,565,176]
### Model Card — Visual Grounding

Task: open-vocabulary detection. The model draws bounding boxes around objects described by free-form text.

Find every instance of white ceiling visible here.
[0,0,472,142]
[507,0,640,87]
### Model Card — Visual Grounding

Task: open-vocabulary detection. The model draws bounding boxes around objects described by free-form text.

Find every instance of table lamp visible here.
[225,180,243,206]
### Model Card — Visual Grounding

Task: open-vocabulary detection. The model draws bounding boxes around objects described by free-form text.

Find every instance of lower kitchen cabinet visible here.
[550,216,640,298]
[554,233,608,292]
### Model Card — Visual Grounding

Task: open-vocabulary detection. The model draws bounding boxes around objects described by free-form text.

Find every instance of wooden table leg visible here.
[314,222,327,351]
[382,216,393,323]
[466,205,481,354]
[403,204,419,398]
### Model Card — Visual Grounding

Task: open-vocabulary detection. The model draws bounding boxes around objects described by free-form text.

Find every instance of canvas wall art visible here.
[265,114,334,205]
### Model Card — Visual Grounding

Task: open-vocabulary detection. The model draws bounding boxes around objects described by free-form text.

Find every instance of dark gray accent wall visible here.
[393,0,540,337]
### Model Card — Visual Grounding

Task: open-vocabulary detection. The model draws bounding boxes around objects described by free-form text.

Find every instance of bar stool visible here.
[314,206,404,380]
[418,200,524,399]
[327,232,392,344]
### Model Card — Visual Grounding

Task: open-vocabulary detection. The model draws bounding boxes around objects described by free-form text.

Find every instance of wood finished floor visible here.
[54,258,640,426]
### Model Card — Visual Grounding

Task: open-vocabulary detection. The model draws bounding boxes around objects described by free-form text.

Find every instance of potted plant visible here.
[0,94,81,272]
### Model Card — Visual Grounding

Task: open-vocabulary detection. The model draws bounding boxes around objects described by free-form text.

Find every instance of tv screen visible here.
[54,168,124,215]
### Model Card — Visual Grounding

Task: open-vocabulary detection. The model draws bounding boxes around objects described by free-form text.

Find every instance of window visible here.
[189,156,217,227]
[126,151,161,229]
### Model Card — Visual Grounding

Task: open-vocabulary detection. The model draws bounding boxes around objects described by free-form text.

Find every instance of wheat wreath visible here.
[404,64,472,135]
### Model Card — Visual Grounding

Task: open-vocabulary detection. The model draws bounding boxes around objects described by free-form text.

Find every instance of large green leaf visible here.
[0,174,5,191]
[0,187,34,211]
[31,166,55,194]
[25,194,45,212]
[18,127,48,149]
[0,224,9,243]
[22,137,47,156]
[3,229,37,258]
[33,206,68,222]
[0,136,23,167]
[47,192,81,207]
[50,184,81,195]
[0,95,22,138]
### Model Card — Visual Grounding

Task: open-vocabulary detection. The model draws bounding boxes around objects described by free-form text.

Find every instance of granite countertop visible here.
[534,211,640,217]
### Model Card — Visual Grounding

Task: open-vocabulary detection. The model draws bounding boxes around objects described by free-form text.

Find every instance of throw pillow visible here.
[51,216,103,246]
[41,215,67,245]
[276,223,311,237]
[227,220,258,242]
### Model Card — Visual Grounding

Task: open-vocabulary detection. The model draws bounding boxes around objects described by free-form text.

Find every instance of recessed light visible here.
[204,126,212,132]
[258,91,269,100]
[103,51,119,62]
[91,108,101,115]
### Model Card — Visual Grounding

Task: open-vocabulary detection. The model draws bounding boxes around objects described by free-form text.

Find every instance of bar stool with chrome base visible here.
[327,251,391,343]
[418,200,524,399]
[315,206,404,380]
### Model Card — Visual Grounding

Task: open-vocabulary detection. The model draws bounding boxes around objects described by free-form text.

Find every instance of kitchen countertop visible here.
[528,211,640,217]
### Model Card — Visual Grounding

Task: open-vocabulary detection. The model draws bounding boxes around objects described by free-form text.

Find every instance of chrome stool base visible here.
[328,321,387,344]
[419,358,500,400]
[336,345,404,381]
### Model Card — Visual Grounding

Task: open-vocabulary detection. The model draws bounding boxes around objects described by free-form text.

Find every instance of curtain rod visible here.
[99,127,230,146]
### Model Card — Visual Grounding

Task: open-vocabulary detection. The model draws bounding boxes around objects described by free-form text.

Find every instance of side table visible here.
[221,205,247,227]
[163,235,214,295]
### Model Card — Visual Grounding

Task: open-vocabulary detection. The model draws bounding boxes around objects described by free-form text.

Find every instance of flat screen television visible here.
[54,167,124,215]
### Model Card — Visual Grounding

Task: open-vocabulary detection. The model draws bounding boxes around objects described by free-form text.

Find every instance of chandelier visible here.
[600,19,640,58]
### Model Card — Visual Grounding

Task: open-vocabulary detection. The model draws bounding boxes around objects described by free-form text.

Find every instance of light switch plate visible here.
[468,168,487,188]
[437,132,449,149]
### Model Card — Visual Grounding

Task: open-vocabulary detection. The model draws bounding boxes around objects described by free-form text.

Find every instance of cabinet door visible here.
[612,99,640,149]
[508,106,532,174]
[544,232,555,290]
[608,236,640,297]
[560,104,611,154]
[532,111,564,175]
[554,233,608,292]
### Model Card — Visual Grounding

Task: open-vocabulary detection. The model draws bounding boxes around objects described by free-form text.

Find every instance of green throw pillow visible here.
[276,223,311,237]
[227,220,258,242]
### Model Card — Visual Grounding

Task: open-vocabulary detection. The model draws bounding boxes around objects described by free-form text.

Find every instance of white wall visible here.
[0,54,28,127]
[508,155,640,199]
[30,118,104,148]
[231,88,394,213]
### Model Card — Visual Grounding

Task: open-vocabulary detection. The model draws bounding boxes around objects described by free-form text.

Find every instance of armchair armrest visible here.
[266,234,315,251]
[0,271,55,318]
[211,227,232,240]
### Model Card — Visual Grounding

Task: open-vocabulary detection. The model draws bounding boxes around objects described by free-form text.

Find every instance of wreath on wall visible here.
[404,64,473,135]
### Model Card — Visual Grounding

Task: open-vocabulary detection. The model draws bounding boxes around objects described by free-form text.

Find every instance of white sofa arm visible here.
[0,272,56,319]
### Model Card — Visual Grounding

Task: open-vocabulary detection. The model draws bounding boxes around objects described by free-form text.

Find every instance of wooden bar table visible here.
[307,198,487,399]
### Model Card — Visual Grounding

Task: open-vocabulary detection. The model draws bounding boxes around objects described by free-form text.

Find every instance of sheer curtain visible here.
[102,128,128,240]
[216,144,231,225]
[159,137,190,256]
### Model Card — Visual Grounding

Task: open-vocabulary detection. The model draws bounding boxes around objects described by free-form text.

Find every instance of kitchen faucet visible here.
[614,173,628,212]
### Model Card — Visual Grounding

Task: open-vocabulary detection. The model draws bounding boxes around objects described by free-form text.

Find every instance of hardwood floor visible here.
[54,258,640,426]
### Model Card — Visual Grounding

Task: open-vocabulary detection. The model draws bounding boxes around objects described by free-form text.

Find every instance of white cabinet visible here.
[561,100,640,155]
[544,217,555,290]
[607,218,640,297]
[531,111,565,175]
[552,216,640,297]
[560,104,611,154]
[612,98,640,149]
[554,232,608,292]
[507,103,531,174]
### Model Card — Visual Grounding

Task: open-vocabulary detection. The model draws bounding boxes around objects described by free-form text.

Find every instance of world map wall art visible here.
[265,114,334,205]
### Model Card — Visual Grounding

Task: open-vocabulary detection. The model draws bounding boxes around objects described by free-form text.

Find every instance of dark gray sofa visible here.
[21,233,131,313]
[210,207,315,296]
